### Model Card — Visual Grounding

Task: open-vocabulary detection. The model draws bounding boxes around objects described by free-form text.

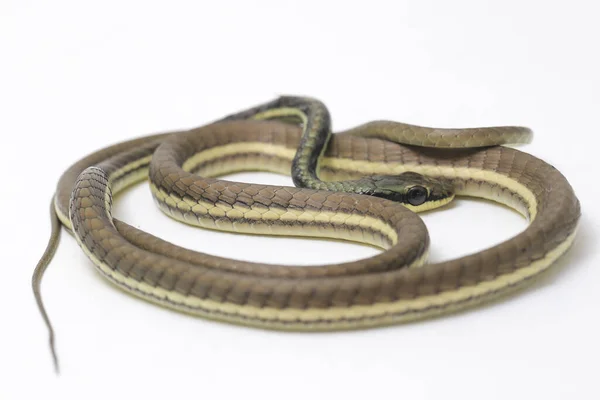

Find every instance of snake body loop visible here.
[34,97,580,370]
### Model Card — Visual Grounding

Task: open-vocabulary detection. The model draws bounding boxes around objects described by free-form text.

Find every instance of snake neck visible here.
[221,96,346,193]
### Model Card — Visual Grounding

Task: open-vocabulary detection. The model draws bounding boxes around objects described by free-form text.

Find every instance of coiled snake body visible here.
[34,97,581,371]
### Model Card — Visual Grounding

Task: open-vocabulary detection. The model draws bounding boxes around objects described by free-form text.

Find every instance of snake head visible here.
[361,172,455,212]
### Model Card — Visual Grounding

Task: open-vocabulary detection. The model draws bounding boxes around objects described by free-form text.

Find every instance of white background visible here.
[1,1,598,399]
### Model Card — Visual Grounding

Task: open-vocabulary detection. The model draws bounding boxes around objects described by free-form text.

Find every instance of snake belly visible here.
[57,118,580,330]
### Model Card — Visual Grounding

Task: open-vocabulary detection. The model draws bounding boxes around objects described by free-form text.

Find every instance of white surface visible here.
[1,1,598,399]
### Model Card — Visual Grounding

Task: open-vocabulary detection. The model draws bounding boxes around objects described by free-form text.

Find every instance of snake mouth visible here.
[402,176,455,213]
[404,193,455,213]
[409,176,455,212]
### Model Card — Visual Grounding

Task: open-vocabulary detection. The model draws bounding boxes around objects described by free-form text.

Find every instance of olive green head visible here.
[359,172,454,212]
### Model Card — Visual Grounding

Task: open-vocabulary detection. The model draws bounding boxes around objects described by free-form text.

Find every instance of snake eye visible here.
[407,186,427,206]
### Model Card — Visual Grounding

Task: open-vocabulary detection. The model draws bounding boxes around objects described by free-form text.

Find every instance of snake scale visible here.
[34,96,581,371]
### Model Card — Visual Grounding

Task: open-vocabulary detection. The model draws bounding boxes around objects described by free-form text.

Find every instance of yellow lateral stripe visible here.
[61,135,575,330]
[79,223,576,327]
[182,142,537,219]
[149,183,399,247]
[60,142,535,235]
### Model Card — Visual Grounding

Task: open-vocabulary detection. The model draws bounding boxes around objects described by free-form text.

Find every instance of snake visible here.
[33,96,581,372]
